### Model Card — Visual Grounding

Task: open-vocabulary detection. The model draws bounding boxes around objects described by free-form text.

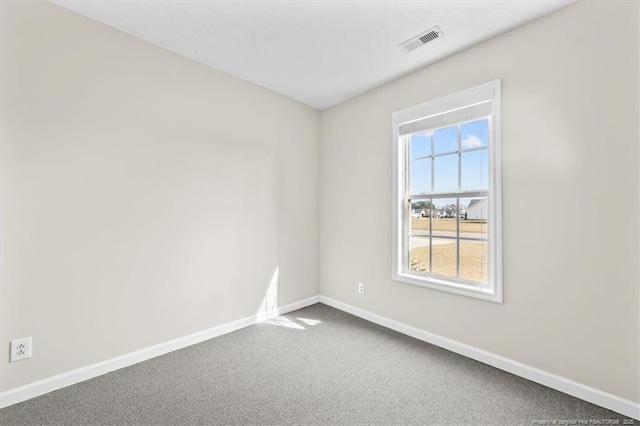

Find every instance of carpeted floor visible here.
[0,303,631,425]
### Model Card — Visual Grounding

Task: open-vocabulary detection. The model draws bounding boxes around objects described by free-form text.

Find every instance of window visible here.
[392,80,502,302]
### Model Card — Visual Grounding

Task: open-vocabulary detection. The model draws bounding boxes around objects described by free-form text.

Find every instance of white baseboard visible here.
[3,294,638,420]
[318,296,639,420]
[0,295,320,409]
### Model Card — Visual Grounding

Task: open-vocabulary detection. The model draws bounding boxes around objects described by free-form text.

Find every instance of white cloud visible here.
[461,134,482,149]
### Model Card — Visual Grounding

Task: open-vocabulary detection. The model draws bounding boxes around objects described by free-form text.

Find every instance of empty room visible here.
[1,0,638,424]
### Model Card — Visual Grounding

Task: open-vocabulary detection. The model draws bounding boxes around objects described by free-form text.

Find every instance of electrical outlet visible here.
[358,282,365,295]
[10,337,32,362]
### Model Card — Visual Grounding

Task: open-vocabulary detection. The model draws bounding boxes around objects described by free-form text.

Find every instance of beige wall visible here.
[1,2,319,391]
[319,0,639,403]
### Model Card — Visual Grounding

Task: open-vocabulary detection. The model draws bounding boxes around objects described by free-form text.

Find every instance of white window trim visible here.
[392,80,503,303]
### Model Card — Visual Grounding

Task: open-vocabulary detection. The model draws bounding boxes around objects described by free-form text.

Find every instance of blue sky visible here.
[410,119,489,209]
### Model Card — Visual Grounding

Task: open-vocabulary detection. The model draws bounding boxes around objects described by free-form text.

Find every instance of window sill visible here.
[393,271,503,303]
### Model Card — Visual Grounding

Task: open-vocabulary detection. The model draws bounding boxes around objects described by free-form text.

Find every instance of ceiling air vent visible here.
[399,26,443,53]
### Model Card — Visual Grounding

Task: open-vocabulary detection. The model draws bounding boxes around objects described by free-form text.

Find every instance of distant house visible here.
[467,199,488,220]
[412,209,431,218]
[436,205,457,218]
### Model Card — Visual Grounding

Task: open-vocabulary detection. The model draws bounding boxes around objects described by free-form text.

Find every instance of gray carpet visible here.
[0,303,631,425]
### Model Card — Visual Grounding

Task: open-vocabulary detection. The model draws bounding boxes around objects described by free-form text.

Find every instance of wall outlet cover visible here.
[10,337,32,362]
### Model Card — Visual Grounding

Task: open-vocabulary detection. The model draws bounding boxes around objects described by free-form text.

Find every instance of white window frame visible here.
[392,80,503,303]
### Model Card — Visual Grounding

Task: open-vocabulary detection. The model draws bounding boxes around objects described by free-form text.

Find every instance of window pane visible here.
[461,149,489,191]
[459,240,488,284]
[410,201,433,234]
[431,197,457,238]
[409,237,430,273]
[433,125,458,154]
[410,133,431,159]
[460,119,489,150]
[409,203,432,273]
[459,197,488,240]
[433,154,458,193]
[410,158,431,194]
[431,239,458,279]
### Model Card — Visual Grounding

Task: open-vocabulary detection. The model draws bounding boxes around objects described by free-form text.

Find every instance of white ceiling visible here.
[50,0,574,110]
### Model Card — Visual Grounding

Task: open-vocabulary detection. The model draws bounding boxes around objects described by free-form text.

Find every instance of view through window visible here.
[408,119,489,284]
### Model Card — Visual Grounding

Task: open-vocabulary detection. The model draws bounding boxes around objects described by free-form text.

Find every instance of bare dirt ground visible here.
[410,241,488,283]
[411,218,486,234]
